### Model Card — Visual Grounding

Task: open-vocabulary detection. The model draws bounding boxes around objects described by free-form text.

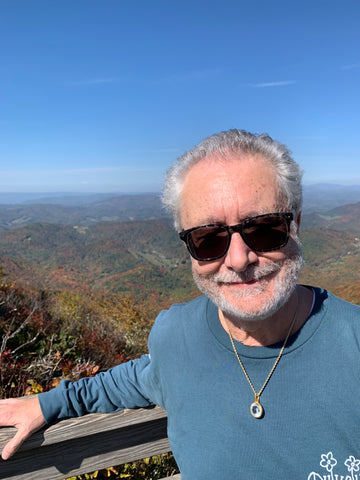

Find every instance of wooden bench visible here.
[0,406,180,479]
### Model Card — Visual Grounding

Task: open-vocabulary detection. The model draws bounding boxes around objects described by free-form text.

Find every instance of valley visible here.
[0,198,359,306]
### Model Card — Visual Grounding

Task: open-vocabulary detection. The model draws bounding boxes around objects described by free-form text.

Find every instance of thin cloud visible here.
[294,135,328,141]
[0,166,156,177]
[158,68,221,83]
[66,77,119,86]
[249,80,296,88]
[135,148,180,154]
[341,63,360,70]
[0,166,162,191]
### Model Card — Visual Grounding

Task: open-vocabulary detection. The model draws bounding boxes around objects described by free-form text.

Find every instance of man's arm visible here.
[0,396,46,460]
[0,354,158,460]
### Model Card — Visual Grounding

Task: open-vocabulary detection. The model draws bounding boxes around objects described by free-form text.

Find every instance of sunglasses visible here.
[179,212,294,261]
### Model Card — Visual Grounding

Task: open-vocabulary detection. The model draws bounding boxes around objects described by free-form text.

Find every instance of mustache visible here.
[202,261,283,284]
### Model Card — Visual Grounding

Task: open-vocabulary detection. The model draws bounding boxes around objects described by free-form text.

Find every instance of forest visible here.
[0,196,360,478]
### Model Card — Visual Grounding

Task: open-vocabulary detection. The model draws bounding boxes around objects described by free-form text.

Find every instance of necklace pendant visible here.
[250,399,263,419]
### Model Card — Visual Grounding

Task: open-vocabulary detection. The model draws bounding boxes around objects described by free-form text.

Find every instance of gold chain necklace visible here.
[226,293,299,419]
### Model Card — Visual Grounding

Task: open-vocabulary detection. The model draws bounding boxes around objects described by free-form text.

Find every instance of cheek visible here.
[191,258,223,276]
[263,251,288,263]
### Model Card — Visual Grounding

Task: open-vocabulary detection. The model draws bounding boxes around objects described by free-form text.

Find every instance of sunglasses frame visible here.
[179,211,295,261]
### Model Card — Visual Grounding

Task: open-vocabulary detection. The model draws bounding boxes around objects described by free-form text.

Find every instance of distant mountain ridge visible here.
[0,192,118,205]
[302,184,360,212]
[0,194,168,230]
[301,202,360,234]
[0,184,359,230]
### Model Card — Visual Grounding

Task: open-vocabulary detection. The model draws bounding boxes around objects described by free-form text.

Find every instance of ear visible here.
[296,211,302,228]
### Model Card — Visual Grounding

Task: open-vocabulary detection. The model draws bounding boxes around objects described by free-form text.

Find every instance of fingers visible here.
[0,396,46,460]
[1,429,27,460]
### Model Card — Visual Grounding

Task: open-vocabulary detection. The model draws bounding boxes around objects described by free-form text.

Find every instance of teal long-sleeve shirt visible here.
[39,287,360,480]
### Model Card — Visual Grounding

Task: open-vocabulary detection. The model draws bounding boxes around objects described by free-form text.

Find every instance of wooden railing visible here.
[0,406,181,480]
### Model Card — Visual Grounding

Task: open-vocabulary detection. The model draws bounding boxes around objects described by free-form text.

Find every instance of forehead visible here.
[180,153,282,227]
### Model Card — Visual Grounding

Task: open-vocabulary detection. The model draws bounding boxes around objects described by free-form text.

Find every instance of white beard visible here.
[192,242,304,322]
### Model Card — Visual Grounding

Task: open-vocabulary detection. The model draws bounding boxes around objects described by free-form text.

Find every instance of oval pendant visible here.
[250,401,263,419]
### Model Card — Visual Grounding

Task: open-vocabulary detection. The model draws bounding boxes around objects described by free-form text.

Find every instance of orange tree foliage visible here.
[0,269,135,398]
[0,263,171,399]
[0,268,181,478]
[64,453,179,480]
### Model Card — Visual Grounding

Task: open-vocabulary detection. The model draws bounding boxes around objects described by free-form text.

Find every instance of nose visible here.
[223,232,258,272]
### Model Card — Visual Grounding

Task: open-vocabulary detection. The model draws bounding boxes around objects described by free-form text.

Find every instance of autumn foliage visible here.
[0,266,182,478]
[0,267,155,399]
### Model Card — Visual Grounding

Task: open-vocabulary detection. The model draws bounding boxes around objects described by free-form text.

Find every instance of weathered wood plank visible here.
[0,406,168,451]
[0,406,172,480]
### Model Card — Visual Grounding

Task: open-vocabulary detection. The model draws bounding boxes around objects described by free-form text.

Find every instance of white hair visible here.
[162,129,303,231]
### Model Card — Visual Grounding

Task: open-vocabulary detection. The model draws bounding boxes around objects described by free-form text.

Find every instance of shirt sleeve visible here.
[38,354,158,423]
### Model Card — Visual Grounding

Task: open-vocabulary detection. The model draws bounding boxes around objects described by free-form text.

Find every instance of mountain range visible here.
[0,194,168,230]
[0,183,360,231]
[0,186,359,306]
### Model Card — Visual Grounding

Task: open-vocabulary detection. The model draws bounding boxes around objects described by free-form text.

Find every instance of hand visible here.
[0,396,46,460]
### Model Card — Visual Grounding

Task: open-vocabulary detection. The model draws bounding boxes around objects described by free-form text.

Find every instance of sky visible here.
[1,0,359,193]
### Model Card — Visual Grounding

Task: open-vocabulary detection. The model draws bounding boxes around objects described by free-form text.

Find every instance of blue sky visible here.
[1,0,359,193]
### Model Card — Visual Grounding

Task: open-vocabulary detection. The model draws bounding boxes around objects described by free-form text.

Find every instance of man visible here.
[1,129,360,479]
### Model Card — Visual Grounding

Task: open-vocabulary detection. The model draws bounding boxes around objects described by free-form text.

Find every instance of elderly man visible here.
[1,129,360,479]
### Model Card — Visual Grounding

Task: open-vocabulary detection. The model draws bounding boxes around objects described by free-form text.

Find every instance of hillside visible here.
[0,184,359,231]
[299,227,360,301]
[0,194,168,230]
[0,191,359,306]
[301,202,360,234]
[0,219,196,303]
[0,211,359,306]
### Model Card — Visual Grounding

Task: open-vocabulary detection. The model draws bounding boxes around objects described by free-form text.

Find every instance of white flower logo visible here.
[345,455,360,479]
[309,452,360,480]
[320,451,337,478]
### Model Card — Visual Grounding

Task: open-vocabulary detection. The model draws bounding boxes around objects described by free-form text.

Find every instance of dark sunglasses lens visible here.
[242,215,289,251]
[189,226,229,260]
